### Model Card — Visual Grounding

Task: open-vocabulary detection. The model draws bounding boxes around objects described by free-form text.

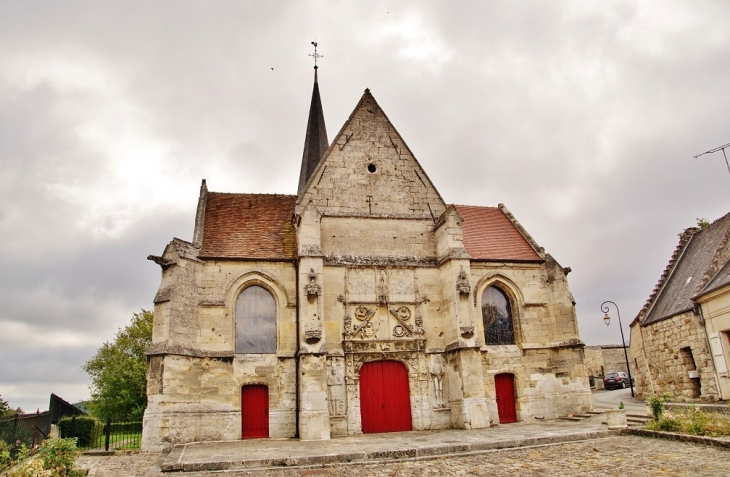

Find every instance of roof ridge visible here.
[450,204,500,209]
[208,192,298,197]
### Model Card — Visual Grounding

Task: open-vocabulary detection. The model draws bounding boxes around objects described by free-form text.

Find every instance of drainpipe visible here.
[294,258,300,438]
[695,303,722,399]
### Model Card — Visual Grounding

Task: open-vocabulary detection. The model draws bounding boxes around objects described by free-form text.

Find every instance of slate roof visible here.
[297,68,329,195]
[640,213,730,326]
[199,193,297,260]
[454,205,543,262]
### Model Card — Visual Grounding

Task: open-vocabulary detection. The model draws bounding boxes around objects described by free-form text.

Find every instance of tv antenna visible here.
[695,142,730,175]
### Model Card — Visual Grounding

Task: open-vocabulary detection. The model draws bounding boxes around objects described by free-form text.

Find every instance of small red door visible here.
[241,385,269,438]
[360,360,412,433]
[495,373,517,423]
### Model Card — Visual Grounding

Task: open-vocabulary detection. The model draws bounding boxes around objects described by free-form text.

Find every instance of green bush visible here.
[58,416,100,447]
[685,408,710,435]
[37,437,83,476]
[0,439,12,469]
[649,392,671,422]
[6,438,83,477]
[651,416,682,432]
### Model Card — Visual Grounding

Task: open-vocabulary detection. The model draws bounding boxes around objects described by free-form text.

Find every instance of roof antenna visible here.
[695,142,730,176]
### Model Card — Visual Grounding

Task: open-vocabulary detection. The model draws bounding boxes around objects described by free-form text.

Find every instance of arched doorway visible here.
[359,360,412,433]
[495,373,517,423]
[241,384,269,438]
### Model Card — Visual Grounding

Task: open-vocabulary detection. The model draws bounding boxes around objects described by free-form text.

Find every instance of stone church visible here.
[142,67,592,451]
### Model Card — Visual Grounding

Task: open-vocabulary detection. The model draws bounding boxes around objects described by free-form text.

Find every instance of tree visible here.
[0,395,14,418]
[83,310,153,419]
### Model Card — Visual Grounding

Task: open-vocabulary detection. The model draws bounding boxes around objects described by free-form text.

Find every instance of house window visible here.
[235,285,276,354]
[482,285,515,345]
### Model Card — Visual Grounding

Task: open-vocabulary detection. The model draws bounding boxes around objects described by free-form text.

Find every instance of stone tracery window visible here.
[235,285,276,354]
[481,285,515,345]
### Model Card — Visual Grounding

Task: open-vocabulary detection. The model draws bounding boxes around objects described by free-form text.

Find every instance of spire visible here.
[297,43,329,195]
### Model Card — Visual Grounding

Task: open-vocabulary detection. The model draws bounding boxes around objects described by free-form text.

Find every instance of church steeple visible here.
[297,43,329,195]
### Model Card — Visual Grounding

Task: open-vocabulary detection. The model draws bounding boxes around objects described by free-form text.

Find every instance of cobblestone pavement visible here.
[76,436,730,477]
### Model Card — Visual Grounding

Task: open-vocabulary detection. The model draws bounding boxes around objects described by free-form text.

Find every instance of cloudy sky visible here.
[1,1,728,412]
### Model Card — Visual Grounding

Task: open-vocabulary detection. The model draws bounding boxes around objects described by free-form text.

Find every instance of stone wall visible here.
[630,311,719,402]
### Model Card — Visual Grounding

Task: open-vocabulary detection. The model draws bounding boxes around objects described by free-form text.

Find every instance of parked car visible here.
[603,372,633,390]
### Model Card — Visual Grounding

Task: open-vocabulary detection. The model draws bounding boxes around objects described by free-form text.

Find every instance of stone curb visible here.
[623,428,730,449]
[159,430,620,472]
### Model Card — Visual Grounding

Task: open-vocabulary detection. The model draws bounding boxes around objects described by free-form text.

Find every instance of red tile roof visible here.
[199,193,297,259]
[454,205,542,261]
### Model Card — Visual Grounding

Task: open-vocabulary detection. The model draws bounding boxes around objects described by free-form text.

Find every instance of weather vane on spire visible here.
[309,41,323,69]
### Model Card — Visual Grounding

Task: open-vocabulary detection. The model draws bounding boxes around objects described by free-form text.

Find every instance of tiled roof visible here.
[641,213,730,326]
[199,193,297,259]
[454,205,542,262]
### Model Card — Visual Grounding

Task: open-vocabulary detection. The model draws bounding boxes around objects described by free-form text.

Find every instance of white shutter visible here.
[710,335,728,374]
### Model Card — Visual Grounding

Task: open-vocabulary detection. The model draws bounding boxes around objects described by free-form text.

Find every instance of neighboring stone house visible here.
[141,68,593,451]
[630,213,730,402]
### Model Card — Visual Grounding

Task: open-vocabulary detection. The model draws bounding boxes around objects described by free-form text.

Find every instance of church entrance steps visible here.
[159,420,616,473]
[557,413,594,422]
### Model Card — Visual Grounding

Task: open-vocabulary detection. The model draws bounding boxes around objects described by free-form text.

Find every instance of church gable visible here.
[297,90,446,219]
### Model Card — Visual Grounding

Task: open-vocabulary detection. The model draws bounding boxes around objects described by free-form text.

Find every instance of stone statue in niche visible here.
[377,269,389,304]
[456,266,471,295]
[327,360,346,416]
[430,355,446,407]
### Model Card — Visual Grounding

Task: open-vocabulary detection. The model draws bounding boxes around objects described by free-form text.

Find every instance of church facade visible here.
[142,71,592,451]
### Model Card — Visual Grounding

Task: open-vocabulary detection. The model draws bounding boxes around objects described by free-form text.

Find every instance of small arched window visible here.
[482,286,515,345]
[235,285,276,354]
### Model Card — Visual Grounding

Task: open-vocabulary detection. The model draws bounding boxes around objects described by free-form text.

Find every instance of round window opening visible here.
[367,163,377,173]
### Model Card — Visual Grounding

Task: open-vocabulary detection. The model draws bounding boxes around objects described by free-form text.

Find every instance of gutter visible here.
[294,258,300,439]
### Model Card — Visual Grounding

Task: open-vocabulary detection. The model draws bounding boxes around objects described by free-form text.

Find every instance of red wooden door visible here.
[359,361,412,433]
[495,373,517,423]
[241,385,269,438]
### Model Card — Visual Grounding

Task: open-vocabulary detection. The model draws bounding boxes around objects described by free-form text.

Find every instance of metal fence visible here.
[59,415,142,451]
[0,411,51,448]
[0,394,141,452]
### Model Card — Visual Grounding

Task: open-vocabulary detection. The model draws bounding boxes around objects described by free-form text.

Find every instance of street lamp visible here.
[600,301,635,398]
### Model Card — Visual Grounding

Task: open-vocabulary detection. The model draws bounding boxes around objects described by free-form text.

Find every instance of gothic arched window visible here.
[482,286,515,345]
[235,285,276,354]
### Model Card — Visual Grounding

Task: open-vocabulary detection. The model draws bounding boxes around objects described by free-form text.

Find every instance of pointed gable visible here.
[296,89,446,219]
[199,193,297,259]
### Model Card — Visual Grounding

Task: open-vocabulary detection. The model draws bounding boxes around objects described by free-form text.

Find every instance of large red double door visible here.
[359,360,412,433]
[241,385,269,438]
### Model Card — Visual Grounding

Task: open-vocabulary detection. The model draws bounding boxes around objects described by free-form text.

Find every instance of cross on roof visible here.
[309,41,323,68]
